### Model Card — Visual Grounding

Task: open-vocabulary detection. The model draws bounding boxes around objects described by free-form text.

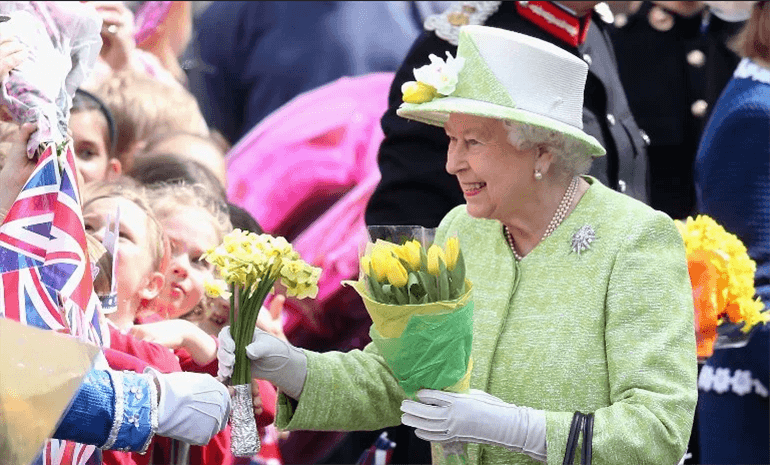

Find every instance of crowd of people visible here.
[0,1,767,465]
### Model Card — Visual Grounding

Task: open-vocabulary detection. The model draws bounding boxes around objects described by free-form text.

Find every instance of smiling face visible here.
[83,196,163,329]
[155,207,219,320]
[444,113,539,222]
[71,110,121,184]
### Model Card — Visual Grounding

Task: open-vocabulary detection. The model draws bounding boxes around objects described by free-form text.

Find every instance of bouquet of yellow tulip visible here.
[345,228,474,465]
[203,228,321,456]
[675,215,767,360]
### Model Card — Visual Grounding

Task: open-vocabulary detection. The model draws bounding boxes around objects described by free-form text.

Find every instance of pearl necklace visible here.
[504,176,579,261]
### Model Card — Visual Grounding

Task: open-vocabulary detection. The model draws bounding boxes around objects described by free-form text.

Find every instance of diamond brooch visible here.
[571,225,596,256]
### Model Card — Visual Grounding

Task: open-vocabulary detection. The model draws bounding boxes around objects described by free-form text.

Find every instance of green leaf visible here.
[366,266,385,302]
[407,272,425,303]
[448,250,466,299]
[419,246,429,273]
[418,271,438,302]
[437,260,450,301]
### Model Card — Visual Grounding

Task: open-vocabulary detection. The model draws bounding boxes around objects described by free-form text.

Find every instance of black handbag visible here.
[562,411,594,465]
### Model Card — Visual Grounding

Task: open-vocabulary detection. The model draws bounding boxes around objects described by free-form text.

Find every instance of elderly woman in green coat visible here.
[218,25,698,465]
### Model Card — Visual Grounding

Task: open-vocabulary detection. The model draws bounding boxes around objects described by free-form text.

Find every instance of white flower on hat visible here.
[402,52,465,104]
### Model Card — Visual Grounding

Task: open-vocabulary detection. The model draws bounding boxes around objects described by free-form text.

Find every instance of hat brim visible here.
[397,97,606,158]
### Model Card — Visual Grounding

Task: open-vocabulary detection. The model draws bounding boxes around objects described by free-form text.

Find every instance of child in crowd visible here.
[137,130,229,188]
[134,181,282,464]
[92,69,209,173]
[70,88,122,184]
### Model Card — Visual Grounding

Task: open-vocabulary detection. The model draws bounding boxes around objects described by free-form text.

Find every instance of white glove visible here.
[146,368,231,445]
[400,389,547,463]
[217,325,307,399]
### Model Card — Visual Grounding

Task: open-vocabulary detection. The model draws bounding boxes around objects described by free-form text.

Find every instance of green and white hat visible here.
[397,25,606,157]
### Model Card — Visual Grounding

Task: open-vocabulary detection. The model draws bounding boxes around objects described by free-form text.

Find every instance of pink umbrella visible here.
[226,71,395,344]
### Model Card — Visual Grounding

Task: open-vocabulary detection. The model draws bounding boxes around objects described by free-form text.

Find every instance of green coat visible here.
[276,177,698,465]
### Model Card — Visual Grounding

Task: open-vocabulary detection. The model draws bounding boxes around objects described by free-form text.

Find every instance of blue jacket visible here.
[694,57,770,465]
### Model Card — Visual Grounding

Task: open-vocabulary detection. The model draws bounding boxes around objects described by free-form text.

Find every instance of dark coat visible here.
[611,2,742,219]
[365,3,648,227]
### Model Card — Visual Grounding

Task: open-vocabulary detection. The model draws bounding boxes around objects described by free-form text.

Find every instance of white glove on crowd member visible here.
[401,389,547,463]
[146,368,231,445]
[217,326,307,400]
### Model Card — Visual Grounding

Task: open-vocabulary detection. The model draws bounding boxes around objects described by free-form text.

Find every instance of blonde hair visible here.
[94,70,209,170]
[82,178,169,273]
[146,182,232,244]
[503,120,593,176]
[731,2,770,61]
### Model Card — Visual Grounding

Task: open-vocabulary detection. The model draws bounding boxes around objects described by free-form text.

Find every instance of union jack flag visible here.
[1,140,103,465]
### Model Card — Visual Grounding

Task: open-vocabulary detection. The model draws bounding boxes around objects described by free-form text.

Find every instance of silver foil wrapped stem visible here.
[230,383,261,457]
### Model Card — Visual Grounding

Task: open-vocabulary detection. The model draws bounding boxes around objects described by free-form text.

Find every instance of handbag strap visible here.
[563,411,594,465]
[581,413,594,465]
[562,411,585,465]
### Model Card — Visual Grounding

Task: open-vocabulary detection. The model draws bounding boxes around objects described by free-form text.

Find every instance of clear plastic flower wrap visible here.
[0,1,101,155]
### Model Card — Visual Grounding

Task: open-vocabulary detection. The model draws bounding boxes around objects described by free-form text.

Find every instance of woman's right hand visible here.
[217,325,307,400]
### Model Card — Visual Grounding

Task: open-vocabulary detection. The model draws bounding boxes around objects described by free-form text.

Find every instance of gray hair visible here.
[503,121,593,176]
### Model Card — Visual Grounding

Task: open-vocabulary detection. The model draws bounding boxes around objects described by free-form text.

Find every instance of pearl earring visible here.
[534,169,543,180]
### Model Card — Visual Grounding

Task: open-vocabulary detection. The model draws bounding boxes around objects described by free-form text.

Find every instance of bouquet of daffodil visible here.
[345,229,474,465]
[203,228,321,456]
[675,215,767,359]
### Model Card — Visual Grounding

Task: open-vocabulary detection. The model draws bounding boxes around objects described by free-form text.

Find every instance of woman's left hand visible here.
[401,389,547,462]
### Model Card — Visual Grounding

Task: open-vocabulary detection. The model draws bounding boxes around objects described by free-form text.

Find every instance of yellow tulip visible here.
[360,256,372,276]
[394,240,422,271]
[445,237,460,271]
[385,257,409,288]
[369,248,392,282]
[427,244,446,276]
[401,81,438,104]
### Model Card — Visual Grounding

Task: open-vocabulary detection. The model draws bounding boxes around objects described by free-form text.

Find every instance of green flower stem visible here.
[232,278,277,385]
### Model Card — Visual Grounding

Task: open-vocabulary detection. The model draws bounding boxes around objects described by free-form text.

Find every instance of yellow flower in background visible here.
[445,237,460,271]
[386,258,409,288]
[427,244,446,276]
[394,240,422,271]
[676,215,768,337]
[204,279,232,300]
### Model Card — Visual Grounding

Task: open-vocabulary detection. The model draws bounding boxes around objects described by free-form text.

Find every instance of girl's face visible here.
[155,207,219,319]
[71,110,121,184]
[83,196,163,328]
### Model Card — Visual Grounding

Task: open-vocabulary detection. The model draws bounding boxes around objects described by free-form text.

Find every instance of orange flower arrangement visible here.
[676,216,767,359]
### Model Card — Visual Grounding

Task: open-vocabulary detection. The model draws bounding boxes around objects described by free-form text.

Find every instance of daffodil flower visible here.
[204,279,232,300]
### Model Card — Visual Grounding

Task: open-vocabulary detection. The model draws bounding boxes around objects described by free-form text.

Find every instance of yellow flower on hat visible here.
[401,81,438,104]
[402,51,465,103]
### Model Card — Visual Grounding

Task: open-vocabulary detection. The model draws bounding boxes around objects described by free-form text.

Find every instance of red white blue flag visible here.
[0,141,102,344]
[0,141,103,465]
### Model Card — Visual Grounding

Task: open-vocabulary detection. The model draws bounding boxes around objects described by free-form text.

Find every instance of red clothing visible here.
[103,348,149,373]
[107,325,182,373]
